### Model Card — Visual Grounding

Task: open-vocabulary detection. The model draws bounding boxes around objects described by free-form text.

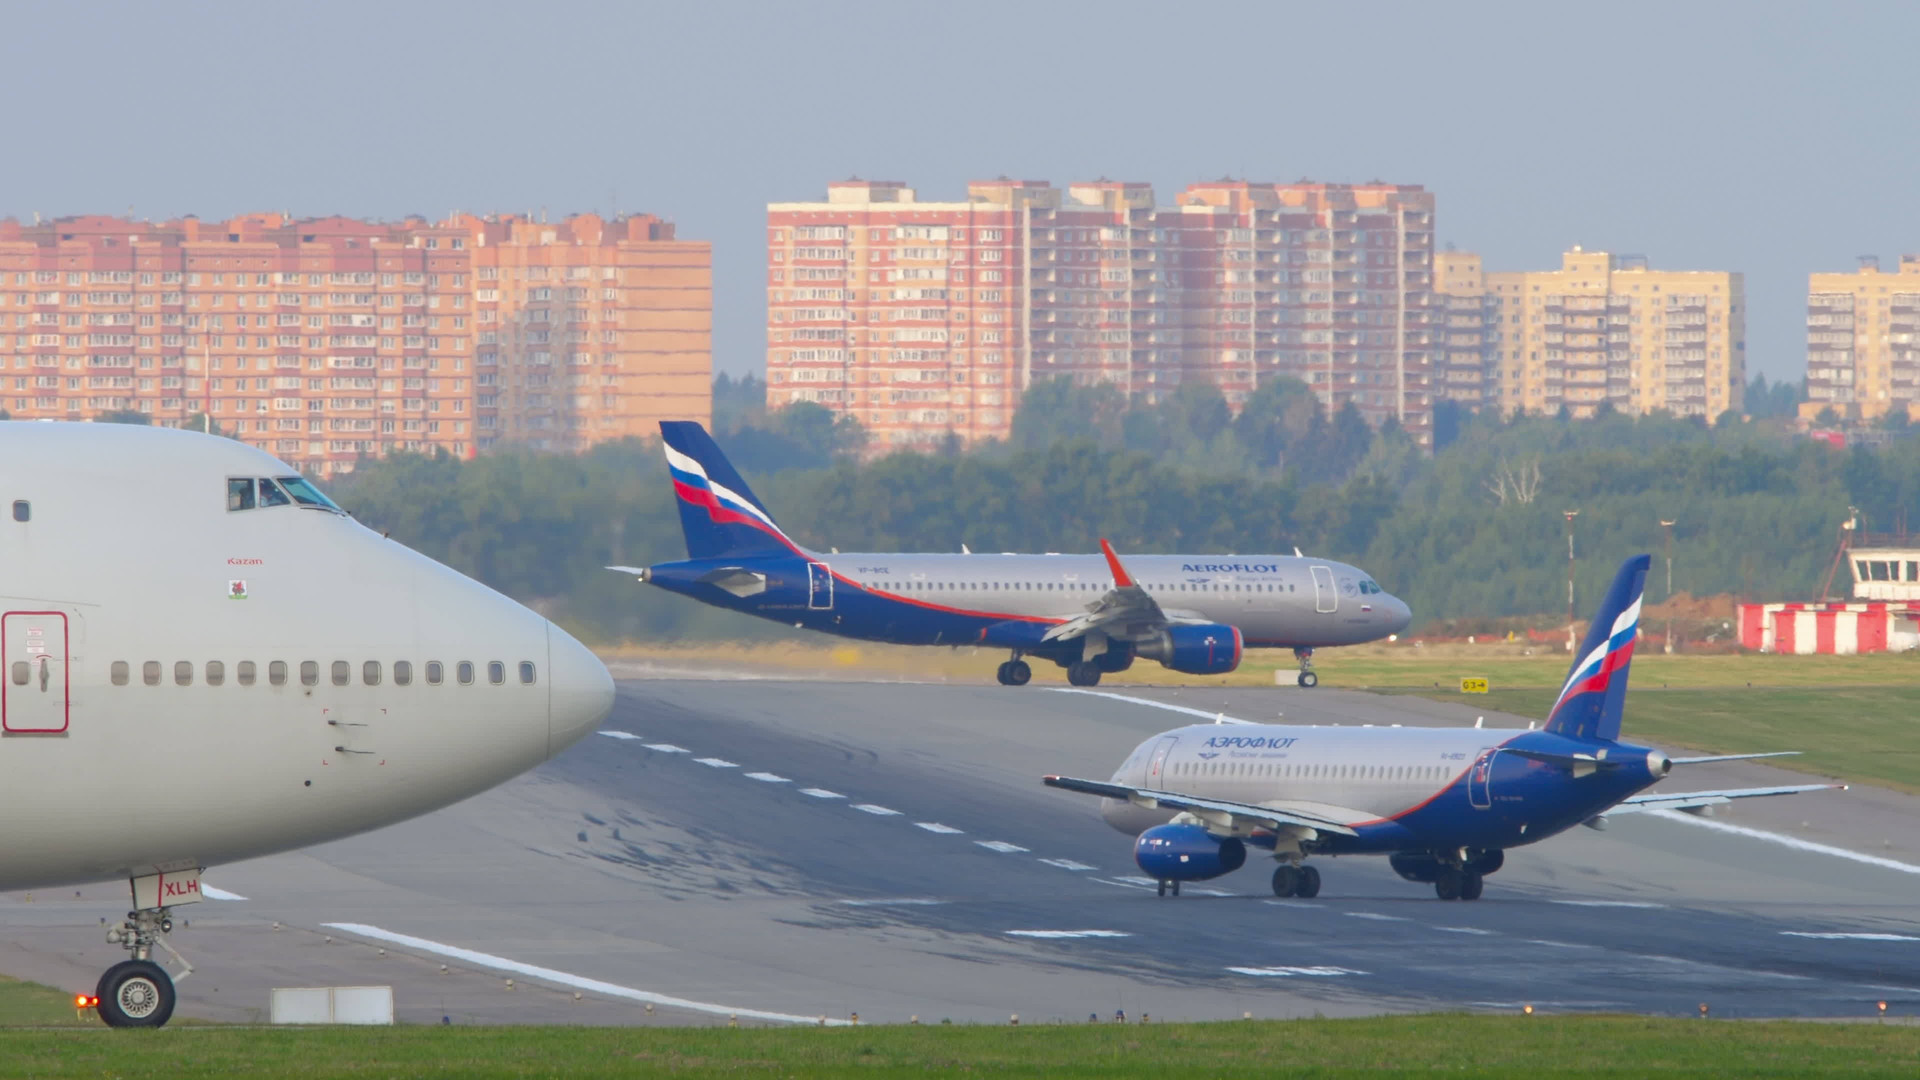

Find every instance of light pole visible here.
[1564,510,1580,652]
[1660,519,1677,654]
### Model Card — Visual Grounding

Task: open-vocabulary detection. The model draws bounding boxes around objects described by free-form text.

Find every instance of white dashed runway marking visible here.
[853,804,901,816]
[1550,899,1665,909]
[1783,931,1920,942]
[1006,930,1132,939]
[838,898,945,907]
[975,840,1030,853]
[596,731,642,741]
[1037,858,1096,871]
[1434,925,1498,935]
[694,757,738,769]
[800,788,844,799]
[744,772,789,783]
[1345,912,1412,922]
[914,822,963,834]
[643,743,688,754]
[1228,966,1366,978]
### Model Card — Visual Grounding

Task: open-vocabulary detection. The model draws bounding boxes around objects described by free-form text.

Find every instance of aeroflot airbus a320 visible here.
[615,422,1411,687]
[1044,555,1842,901]
[0,421,615,1027]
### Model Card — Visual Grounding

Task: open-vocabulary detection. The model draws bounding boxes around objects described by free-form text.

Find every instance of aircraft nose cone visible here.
[547,622,615,757]
[1384,595,1412,634]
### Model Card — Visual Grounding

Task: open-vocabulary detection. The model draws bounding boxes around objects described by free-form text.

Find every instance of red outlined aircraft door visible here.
[1145,735,1179,790]
[1468,748,1496,809]
[3,611,69,734]
[807,562,834,610]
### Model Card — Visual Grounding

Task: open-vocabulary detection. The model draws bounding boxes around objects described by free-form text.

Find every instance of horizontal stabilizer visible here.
[1669,751,1802,765]
[1043,775,1358,837]
[1608,783,1845,816]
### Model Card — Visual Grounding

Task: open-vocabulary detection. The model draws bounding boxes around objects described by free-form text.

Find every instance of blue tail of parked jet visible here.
[659,421,798,560]
[1544,555,1650,743]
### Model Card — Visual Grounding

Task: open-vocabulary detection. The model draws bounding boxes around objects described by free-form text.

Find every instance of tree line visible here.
[323,372,1920,644]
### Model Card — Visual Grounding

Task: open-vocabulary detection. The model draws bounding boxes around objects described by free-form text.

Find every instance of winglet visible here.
[1098,538,1135,588]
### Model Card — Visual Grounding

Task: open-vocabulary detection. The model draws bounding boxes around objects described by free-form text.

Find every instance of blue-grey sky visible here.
[4,1,1913,382]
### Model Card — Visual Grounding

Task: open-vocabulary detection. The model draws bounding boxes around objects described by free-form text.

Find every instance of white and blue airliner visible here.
[1045,555,1844,900]
[614,422,1411,687]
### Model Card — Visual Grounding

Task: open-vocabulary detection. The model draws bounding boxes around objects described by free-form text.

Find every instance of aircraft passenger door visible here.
[1468,749,1496,810]
[1310,565,1338,613]
[807,562,834,610]
[3,611,69,734]
[1144,736,1179,790]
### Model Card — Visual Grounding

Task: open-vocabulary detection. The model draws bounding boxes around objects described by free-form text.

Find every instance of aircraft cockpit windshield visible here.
[227,476,342,514]
[1358,579,1385,595]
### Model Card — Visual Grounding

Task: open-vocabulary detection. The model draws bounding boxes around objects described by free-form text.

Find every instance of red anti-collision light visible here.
[75,994,98,1009]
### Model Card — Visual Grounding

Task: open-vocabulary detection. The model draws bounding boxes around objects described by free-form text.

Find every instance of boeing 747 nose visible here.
[548,622,616,756]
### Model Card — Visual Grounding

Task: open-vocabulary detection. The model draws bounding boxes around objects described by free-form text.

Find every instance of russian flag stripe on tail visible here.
[1544,555,1651,743]
[658,421,798,560]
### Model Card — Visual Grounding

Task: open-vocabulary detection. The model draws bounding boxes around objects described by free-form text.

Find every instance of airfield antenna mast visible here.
[1661,519,1676,654]
[1564,510,1580,652]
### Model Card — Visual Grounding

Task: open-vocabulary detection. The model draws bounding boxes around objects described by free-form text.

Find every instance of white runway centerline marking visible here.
[201,884,247,901]
[694,757,739,769]
[1006,930,1132,939]
[914,822,963,834]
[321,923,848,1025]
[1783,931,1920,942]
[1228,965,1366,978]
[1434,925,1498,935]
[975,840,1030,853]
[1049,688,1255,724]
[596,731,642,741]
[838,898,945,907]
[1649,808,1920,876]
[1345,912,1411,922]
[1550,899,1665,909]
[852,803,901,816]
[1037,858,1096,871]
[643,743,689,754]
[1525,939,1598,950]
[799,788,844,799]
[744,772,789,783]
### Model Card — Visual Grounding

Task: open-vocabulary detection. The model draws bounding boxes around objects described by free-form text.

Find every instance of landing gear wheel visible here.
[995,662,1014,685]
[1295,864,1322,898]
[1293,648,1318,689]
[96,959,175,1028]
[1434,869,1465,901]
[1005,660,1031,686]
[1459,871,1484,901]
[1066,662,1102,687]
[1271,865,1299,897]
[1297,671,1318,688]
[1157,879,1166,897]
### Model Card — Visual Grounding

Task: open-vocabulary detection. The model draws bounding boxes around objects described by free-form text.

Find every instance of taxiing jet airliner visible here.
[1045,554,1841,901]
[0,422,615,1027]
[615,422,1411,687]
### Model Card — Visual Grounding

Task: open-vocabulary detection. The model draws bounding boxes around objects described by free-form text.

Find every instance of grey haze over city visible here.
[4,0,1912,383]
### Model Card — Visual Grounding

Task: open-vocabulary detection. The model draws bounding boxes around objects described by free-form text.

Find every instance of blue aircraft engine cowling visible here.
[1134,823,1246,881]
[1134,623,1242,675]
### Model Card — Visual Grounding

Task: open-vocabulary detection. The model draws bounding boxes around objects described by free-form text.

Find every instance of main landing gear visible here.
[1434,868,1484,901]
[995,658,1032,686]
[1155,879,1181,897]
[1270,863,1322,898]
[1066,661,1102,687]
[1293,648,1318,689]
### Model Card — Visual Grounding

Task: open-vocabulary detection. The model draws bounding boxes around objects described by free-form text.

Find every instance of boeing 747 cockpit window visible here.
[277,476,341,512]
[259,479,291,508]
[229,476,342,513]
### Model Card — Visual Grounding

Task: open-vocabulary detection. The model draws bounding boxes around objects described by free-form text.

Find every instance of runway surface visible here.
[3,677,1916,1025]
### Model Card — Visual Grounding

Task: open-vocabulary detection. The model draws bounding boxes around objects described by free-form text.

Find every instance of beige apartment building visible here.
[1803,255,1920,423]
[1436,247,1744,421]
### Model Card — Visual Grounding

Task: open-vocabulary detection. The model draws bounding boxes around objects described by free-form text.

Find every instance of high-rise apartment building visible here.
[1803,255,1920,423]
[1433,250,1495,407]
[0,211,708,472]
[1437,247,1744,421]
[767,179,1438,450]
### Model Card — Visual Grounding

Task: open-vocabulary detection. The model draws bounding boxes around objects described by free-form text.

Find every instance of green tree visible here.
[95,409,151,425]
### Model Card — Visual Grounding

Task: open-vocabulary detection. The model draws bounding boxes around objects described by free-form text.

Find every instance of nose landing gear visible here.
[1293,648,1318,689]
[88,872,198,1028]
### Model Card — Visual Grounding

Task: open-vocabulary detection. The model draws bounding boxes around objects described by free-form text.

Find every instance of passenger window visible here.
[363,660,381,686]
[174,661,193,686]
[457,661,474,685]
[206,660,225,686]
[519,661,536,685]
[143,661,160,686]
[487,661,505,685]
[300,660,318,687]
[227,478,256,511]
[258,479,292,508]
[426,661,443,685]
[10,661,26,685]
[331,661,349,686]
[111,660,129,686]
[269,660,287,686]
[394,660,412,686]
[237,661,256,686]
[10,500,26,522]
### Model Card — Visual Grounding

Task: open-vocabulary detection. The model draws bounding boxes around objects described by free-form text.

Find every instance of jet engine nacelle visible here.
[1133,823,1246,882]
[1133,623,1242,675]
[1389,848,1503,883]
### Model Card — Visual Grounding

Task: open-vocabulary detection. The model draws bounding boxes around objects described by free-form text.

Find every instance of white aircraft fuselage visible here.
[0,422,614,893]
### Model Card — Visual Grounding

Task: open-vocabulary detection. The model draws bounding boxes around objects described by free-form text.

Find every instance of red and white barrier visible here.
[1737,602,1920,654]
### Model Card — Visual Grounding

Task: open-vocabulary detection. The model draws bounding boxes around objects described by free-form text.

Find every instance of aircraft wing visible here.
[1605,782,1846,816]
[1039,540,1182,645]
[1042,775,1359,837]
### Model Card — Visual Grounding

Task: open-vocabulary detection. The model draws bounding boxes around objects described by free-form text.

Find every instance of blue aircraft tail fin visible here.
[1543,555,1650,743]
[658,421,796,560]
